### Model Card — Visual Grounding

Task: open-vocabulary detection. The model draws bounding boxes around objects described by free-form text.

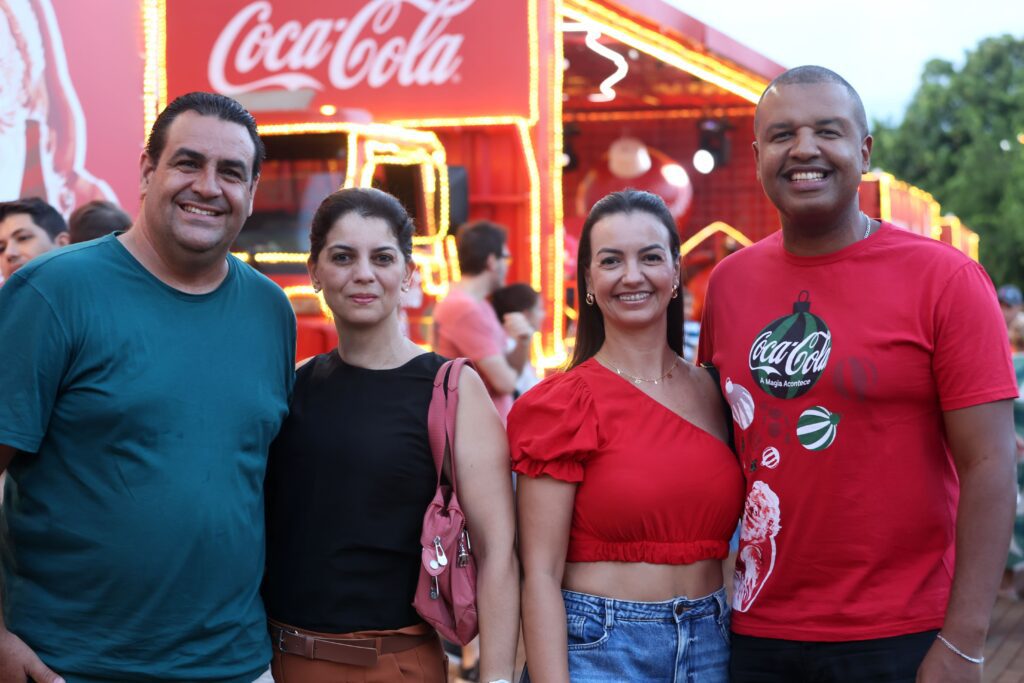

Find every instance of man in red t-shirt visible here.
[434,221,533,422]
[699,66,1017,682]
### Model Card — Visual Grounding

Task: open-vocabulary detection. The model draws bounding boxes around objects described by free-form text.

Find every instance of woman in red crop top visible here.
[508,190,744,682]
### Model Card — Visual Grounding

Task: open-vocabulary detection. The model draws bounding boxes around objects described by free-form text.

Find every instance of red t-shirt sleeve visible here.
[507,372,598,483]
[933,261,1018,411]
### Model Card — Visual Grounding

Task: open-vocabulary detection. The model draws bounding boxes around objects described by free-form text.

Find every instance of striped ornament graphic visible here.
[796,406,841,451]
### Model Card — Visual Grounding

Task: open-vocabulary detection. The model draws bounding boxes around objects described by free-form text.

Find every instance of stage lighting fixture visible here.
[694,118,731,174]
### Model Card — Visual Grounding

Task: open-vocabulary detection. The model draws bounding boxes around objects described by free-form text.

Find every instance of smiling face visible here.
[585,210,679,334]
[754,82,871,225]
[0,213,65,278]
[308,211,415,330]
[139,111,258,260]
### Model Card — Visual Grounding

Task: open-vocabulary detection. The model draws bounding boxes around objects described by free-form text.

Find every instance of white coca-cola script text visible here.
[208,0,474,93]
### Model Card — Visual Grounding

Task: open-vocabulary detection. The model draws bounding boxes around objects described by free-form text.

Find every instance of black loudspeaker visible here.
[447,166,469,231]
[697,119,732,168]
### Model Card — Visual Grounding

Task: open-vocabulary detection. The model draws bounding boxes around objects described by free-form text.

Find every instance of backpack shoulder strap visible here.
[427,358,470,489]
[428,360,454,482]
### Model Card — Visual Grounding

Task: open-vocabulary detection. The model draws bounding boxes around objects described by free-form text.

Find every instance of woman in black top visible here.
[263,188,519,683]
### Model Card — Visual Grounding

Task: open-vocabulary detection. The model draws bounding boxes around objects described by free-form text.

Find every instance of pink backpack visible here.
[413,358,479,645]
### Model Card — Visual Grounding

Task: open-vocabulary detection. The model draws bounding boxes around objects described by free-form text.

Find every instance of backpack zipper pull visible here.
[457,530,471,567]
[433,535,448,566]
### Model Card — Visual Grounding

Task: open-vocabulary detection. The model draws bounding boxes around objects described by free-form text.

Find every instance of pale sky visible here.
[666,0,1024,124]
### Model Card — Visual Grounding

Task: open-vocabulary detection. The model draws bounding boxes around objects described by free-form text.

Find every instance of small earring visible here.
[671,283,679,299]
[585,291,595,306]
[401,284,410,292]
[312,283,321,293]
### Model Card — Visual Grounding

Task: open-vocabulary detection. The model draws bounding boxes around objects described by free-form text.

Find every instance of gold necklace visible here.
[599,355,681,385]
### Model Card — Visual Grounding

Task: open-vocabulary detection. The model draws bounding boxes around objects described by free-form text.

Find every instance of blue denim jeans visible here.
[522,587,730,682]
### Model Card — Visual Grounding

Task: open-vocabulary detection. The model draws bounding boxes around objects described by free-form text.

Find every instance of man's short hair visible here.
[756,65,869,138]
[0,197,67,238]
[146,92,265,179]
[455,220,507,275]
[68,200,132,244]
[491,283,540,320]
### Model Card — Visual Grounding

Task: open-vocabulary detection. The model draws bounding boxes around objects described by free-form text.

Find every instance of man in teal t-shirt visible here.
[0,93,295,683]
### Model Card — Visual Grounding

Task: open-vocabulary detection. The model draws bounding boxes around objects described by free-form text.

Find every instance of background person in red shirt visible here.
[699,65,1017,682]
[434,221,533,422]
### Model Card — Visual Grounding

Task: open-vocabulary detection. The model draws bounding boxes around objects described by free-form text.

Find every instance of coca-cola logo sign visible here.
[166,0,531,122]
[208,0,474,94]
[748,291,832,399]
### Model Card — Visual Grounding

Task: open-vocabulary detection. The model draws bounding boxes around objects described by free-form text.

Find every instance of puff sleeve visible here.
[507,371,598,483]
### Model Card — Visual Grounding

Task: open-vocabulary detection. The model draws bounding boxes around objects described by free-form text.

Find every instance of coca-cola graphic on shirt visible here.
[724,377,755,430]
[208,0,473,94]
[748,291,831,399]
[734,480,781,612]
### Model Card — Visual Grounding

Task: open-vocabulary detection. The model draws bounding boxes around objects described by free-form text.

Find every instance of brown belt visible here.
[270,623,436,667]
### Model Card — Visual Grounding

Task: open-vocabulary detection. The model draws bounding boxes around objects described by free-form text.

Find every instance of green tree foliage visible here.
[872,35,1024,284]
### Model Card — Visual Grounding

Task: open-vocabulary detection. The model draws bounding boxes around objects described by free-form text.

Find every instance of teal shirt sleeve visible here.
[0,275,72,453]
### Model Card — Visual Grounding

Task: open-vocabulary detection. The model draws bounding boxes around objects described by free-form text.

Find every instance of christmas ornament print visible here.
[748,291,831,399]
[725,378,755,429]
[761,446,780,468]
[797,406,841,451]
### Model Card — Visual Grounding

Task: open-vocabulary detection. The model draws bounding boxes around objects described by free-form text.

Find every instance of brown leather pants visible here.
[269,619,448,683]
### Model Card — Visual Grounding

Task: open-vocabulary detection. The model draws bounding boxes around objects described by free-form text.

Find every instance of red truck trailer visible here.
[1,0,978,364]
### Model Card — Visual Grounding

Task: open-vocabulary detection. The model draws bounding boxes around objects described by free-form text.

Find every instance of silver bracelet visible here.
[936,633,984,665]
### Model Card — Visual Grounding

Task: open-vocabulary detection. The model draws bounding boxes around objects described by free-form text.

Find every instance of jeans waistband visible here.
[561,587,728,625]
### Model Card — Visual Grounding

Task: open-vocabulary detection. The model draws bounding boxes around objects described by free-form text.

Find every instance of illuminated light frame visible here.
[142,0,166,138]
[563,106,757,123]
[228,252,311,264]
[935,215,980,262]
[257,121,440,145]
[967,231,980,262]
[549,0,567,368]
[680,222,753,259]
[872,172,893,222]
[863,171,976,259]
[283,284,333,320]
[250,121,454,292]
[864,170,939,225]
[444,235,461,281]
[561,0,768,104]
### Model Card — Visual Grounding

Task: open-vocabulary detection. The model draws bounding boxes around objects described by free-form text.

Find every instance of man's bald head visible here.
[755,66,869,139]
